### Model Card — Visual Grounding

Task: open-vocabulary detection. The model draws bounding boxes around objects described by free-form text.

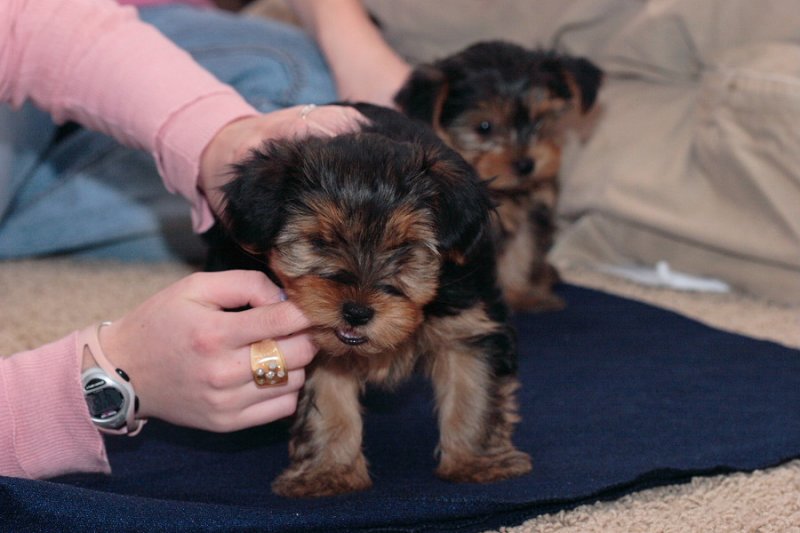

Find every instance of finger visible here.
[275,334,317,370]
[222,334,315,388]
[306,106,368,137]
[205,390,300,433]
[235,391,301,429]
[227,300,313,346]
[191,270,285,309]
[206,360,305,404]
[216,333,315,397]
[238,367,305,401]
[214,368,305,430]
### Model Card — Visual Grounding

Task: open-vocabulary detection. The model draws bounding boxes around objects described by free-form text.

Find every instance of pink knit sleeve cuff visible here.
[0,333,110,479]
[154,91,258,233]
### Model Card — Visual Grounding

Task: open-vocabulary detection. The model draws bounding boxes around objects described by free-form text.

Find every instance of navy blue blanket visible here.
[3,285,799,532]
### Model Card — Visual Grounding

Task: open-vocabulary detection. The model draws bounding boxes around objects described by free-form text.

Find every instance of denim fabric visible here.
[2,286,799,532]
[0,5,337,262]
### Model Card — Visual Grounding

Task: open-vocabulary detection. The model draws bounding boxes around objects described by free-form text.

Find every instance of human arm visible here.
[286,0,412,107]
[0,270,315,479]
[198,103,364,221]
[0,0,258,232]
[0,0,363,232]
[0,335,110,479]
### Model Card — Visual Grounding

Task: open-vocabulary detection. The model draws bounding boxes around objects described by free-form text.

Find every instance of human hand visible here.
[94,270,316,432]
[199,104,365,218]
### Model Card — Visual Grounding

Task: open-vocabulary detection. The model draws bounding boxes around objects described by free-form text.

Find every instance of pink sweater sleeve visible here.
[0,0,259,231]
[0,333,110,479]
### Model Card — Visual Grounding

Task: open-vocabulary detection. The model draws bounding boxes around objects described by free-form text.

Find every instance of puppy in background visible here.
[395,41,603,312]
[209,103,531,498]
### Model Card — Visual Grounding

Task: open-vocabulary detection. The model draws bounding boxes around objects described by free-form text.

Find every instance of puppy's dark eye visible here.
[310,235,327,250]
[475,120,493,135]
[321,271,358,286]
[378,284,405,298]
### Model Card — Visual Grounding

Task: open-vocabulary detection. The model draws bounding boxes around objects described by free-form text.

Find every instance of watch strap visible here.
[79,322,146,436]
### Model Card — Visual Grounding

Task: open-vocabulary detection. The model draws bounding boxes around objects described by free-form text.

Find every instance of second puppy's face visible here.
[221,128,487,358]
[441,86,566,191]
[396,41,603,192]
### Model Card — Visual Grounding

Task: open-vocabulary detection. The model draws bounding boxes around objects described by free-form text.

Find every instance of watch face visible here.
[82,369,129,430]
[85,380,124,419]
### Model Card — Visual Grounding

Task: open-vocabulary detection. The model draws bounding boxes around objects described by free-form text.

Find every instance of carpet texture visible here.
[1,259,799,532]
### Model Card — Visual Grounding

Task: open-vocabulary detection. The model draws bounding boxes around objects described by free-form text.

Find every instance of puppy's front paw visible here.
[436,448,532,484]
[272,460,372,498]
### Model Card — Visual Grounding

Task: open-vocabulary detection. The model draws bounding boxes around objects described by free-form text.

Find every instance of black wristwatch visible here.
[79,322,146,436]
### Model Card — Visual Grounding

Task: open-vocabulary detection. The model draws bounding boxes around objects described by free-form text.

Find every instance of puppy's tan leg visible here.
[509,262,565,312]
[498,222,564,312]
[272,363,371,498]
[496,198,565,312]
[523,259,565,311]
[425,310,532,483]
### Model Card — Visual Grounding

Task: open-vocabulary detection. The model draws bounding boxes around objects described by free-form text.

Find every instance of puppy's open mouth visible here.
[335,328,367,346]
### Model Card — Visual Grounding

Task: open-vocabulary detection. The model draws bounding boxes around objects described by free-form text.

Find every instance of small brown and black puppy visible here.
[208,103,531,498]
[395,41,603,311]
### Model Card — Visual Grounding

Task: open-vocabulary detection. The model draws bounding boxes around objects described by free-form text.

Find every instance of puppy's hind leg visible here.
[272,363,371,498]
[425,311,532,483]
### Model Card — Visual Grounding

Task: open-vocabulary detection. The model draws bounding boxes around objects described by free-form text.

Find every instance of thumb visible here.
[188,270,285,310]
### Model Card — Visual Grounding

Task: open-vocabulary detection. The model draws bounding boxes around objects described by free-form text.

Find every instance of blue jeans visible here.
[0,5,337,262]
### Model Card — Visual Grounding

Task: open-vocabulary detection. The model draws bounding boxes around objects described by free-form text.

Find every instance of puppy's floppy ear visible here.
[221,140,300,253]
[394,65,449,126]
[422,147,493,262]
[560,56,604,113]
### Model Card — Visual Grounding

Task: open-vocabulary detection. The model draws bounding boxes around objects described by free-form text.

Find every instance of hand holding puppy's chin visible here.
[198,105,367,218]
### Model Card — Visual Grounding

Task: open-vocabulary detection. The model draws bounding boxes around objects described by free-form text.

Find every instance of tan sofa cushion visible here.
[552,1,800,303]
[362,0,640,63]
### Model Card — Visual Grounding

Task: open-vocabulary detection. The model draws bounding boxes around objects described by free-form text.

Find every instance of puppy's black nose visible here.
[513,157,535,176]
[342,302,374,326]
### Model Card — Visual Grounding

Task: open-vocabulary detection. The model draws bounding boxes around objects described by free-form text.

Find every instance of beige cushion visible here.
[553,1,800,303]
[362,0,640,63]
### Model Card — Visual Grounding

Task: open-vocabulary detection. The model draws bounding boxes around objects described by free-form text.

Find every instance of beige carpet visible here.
[1,258,798,532]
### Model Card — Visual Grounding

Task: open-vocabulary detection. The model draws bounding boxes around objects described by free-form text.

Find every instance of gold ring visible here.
[250,339,288,387]
[299,103,316,119]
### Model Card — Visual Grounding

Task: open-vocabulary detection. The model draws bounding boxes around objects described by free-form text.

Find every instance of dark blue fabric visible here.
[3,285,799,532]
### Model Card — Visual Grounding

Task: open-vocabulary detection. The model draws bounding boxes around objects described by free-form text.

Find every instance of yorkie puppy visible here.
[395,41,603,311]
[208,103,531,498]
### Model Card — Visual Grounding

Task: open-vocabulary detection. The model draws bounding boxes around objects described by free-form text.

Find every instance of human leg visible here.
[139,5,338,112]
